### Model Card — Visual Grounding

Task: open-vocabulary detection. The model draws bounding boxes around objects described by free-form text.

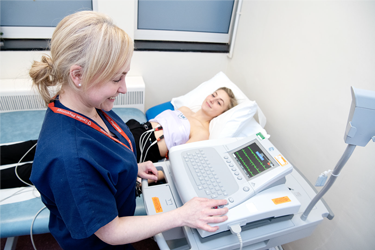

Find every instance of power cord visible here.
[15,142,37,187]
[30,206,47,250]
[13,141,44,250]
[230,224,243,250]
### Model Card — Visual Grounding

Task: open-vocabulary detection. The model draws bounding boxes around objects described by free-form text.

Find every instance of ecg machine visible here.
[142,134,332,250]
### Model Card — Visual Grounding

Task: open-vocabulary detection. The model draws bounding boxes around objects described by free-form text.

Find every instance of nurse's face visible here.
[202,89,230,119]
[85,64,130,112]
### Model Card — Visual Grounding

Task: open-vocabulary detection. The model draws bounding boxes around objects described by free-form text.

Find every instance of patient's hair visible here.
[29,11,134,105]
[216,87,238,110]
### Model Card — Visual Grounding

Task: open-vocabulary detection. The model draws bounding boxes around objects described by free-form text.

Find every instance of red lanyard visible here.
[48,101,133,152]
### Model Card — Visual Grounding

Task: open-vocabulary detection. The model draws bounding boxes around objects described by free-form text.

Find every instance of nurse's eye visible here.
[217,101,222,106]
[113,76,122,83]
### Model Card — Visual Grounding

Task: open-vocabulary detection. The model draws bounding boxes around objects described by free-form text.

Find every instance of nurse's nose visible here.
[118,79,127,94]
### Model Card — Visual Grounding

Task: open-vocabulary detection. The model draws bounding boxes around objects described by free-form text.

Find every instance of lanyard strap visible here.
[48,101,133,152]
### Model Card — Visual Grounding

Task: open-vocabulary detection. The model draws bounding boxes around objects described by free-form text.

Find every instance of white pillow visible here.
[171,72,268,139]
[172,72,249,112]
[209,100,257,139]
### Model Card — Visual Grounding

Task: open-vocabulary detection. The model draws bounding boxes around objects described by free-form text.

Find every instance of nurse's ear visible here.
[70,65,83,88]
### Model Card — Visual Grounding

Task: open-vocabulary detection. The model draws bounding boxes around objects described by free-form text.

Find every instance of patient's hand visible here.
[137,161,158,182]
[137,170,165,185]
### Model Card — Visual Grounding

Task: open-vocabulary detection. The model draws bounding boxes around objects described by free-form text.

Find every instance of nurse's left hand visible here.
[137,161,158,181]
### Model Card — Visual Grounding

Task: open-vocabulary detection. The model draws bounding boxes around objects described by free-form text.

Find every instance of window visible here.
[0,0,97,50]
[134,0,237,52]
[1,0,96,39]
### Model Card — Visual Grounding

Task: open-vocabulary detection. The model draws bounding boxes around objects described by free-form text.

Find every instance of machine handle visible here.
[141,178,149,189]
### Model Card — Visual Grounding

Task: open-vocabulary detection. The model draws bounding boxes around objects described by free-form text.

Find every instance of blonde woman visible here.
[29,11,228,250]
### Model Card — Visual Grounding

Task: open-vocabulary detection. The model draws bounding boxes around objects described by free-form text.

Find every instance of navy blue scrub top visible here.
[30,99,138,250]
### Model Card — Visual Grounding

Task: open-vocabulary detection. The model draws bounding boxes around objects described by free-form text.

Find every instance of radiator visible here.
[0,77,145,112]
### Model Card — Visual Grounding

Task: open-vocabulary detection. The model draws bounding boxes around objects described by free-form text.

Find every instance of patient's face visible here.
[202,89,230,118]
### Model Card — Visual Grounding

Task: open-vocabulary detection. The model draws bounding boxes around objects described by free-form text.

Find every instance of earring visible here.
[78,83,82,87]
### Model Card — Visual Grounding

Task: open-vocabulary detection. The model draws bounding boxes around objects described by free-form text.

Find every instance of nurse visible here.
[29,11,228,249]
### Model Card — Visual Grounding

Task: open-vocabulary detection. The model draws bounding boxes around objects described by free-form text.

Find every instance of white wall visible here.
[226,1,375,249]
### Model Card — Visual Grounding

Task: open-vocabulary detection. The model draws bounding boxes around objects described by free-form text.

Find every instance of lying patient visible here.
[128,87,237,183]
[0,87,237,189]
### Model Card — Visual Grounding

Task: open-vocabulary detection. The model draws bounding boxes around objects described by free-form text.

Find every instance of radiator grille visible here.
[0,95,45,111]
[114,91,144,106]
[0,91,144,112]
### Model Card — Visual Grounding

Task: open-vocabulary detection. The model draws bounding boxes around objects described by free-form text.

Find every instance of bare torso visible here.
[150,107,210,157]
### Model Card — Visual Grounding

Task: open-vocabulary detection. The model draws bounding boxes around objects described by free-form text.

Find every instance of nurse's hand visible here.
[137,161,158,182]
[177,197,228,232]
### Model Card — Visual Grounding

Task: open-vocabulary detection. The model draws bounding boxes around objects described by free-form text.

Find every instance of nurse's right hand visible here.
[177,197,228,232]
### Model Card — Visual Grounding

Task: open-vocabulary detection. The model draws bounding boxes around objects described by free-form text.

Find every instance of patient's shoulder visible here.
[178,106,195,117]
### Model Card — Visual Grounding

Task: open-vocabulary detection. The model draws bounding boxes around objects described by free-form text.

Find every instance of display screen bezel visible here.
[229,139,280,181]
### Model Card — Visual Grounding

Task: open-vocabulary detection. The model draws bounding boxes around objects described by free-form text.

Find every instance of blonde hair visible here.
[216,87,238,110]
[29,11,134,106]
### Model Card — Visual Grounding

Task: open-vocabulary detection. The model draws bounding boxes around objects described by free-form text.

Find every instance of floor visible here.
[1,233,160,250]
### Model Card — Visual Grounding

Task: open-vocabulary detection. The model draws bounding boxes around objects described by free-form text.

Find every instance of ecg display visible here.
[233,142,278,179]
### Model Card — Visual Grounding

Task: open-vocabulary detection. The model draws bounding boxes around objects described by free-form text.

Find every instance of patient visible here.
[127,87,237,164]
[0,87,237,188]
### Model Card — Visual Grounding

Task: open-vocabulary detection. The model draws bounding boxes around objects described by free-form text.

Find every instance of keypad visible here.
[183,150,228,199]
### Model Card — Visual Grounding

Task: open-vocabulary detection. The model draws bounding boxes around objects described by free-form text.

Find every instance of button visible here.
[231,168,236,171]
[237,176,243,180]
[228,197,234,203]
[243,186,250,192]
[234,172,239,176]
[224,156,229,159]
[205,190,211,195]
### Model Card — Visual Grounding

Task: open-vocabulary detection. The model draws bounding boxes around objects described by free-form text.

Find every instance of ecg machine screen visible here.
[232,141,279,180]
